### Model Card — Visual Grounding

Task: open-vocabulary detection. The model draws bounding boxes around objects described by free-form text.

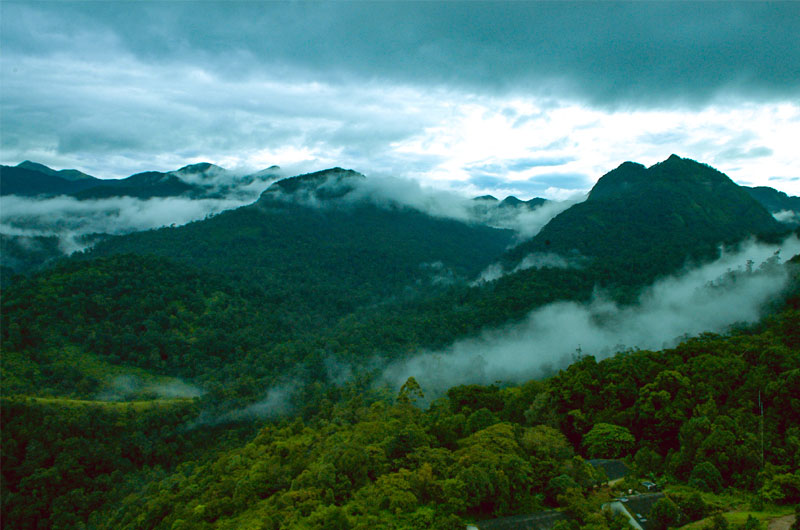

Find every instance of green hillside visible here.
[504,155,786,295]
[84,169,516,323]
[83,294,800,530]
[3,156,800,529]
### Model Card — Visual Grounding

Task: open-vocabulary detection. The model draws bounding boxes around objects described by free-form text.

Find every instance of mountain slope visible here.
[504,155,786,291]
[0,165,101,196]
[84,168,515,323]
[16,160,96,181]
[1,161,279,199]
[744,185,800,222]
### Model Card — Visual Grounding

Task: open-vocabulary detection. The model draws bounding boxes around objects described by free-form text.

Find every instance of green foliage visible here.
[0,396,228,530]
[742,514,762,530]
[706,513,731,530]
[650,497,682,530]
[761,471,800,505]
[672,491,708,523]
[582,423,635,458]
[691,462,725,493]
[3,298,798,528]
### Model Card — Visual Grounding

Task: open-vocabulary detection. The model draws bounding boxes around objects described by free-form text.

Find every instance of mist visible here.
[96,375,204,401]
[475,251,585,283]
[0,194,260,254]
[773,210,800,225]
[382,236,800,394]
[269,170,583,238]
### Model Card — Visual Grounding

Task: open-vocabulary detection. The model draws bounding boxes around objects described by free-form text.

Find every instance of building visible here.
[466,510,567,530]
[603,492,666,530]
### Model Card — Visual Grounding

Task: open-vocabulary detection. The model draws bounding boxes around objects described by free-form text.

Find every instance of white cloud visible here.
[0,194,258,253]
[3,45,799,199]
[382,236,800,394]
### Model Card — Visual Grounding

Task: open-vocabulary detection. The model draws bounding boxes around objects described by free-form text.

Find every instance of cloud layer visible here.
[383,236,800,394]
[2,2,799,197]
[5,3,798,105]
[0,194,259,253]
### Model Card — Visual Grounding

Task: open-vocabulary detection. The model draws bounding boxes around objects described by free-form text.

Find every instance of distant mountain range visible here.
[3,154,799,530]
[0,160,280,199]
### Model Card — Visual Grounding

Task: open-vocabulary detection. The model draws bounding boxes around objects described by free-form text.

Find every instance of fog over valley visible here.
[383,237,800,394]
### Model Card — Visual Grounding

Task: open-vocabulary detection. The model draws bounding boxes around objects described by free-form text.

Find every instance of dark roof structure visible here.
[604,492,666,530]
[467,510,567,530]
[622,493,665,530]
[587,459,630,481]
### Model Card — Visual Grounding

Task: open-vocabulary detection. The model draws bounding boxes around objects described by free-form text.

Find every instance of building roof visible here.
[587,459,630,481]
[467,510,567,530]
[603,492,666,530]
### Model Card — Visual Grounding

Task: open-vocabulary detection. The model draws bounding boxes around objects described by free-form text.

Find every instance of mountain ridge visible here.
[502,154,787,294]
[0,160,280,199]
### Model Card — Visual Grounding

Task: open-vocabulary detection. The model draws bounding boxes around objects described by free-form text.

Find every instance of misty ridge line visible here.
[1,168,578,258]
[263,170,582,237]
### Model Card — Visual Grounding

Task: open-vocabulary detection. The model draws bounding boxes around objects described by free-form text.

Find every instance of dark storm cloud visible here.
[4,2,797,106]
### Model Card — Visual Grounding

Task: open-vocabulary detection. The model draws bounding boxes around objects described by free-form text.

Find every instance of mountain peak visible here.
[587,160,647,201]
[588,155,734,202]
[261,167,365,201]
[17,160,56,175]
[16,160,96,181]
[174,162,223,174]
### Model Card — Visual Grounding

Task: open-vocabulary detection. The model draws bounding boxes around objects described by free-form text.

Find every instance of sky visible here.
[2,1,799,199]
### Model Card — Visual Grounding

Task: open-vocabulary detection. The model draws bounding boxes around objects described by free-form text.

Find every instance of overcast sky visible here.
[2,1,799,199]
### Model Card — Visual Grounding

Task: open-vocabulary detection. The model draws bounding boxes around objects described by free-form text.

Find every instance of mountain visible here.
[261,167,365,200]
[472,194,547,209]
[82,167,515,324]
[503,154,786,292]
[0,165,102,196]
[3,156,800,530]
[0,160,280,199]
[8,156,789,398]
[71,170,198,199]
[744,185,800,223]
[16,160,96,181]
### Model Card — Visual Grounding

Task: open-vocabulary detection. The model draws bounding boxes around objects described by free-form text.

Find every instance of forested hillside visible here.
[504,156,787,298]
[2,156,799,529]
[80,296,800,529]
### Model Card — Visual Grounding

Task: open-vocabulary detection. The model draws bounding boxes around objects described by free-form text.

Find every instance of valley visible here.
[1,155,799,529]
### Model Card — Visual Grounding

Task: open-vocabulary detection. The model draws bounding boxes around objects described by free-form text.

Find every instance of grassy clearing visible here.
[670,486,794,530]
[681,507,794,530]
[1,344,201,400]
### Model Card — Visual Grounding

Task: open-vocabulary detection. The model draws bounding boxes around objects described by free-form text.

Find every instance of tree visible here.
[398,377,424,406]
[706,513,730,530]
[650,497,681,530]
[582,423,635,458]
[675,491,707,522]
[690,462,724,493]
